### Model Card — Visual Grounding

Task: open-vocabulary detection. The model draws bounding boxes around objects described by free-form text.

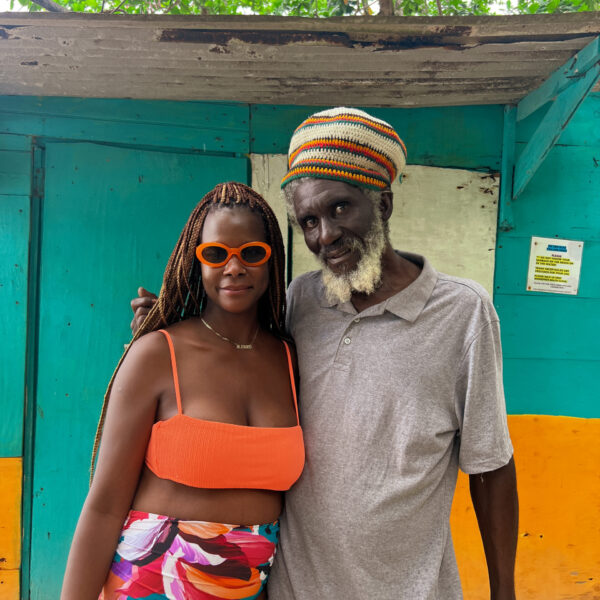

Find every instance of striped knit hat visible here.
[281,107,407,191]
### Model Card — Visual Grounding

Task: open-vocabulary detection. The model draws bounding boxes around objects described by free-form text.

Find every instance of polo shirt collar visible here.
[319,251,438,322]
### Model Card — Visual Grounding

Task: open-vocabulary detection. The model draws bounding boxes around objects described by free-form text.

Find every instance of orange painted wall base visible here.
[450,415,600,599]
[0,458,21,600]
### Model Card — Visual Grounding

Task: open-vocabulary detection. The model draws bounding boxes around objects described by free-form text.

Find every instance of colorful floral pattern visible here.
[100,510,279,600]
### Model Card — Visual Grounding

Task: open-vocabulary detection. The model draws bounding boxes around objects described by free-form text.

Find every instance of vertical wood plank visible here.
[498,105,516,232]
[0,195,29,457]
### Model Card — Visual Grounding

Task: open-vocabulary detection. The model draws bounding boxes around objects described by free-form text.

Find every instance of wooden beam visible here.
[513,36,600,200]
[517,36,600,121]
[499,104,516,232]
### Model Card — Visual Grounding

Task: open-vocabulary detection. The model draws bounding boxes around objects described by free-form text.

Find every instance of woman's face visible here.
[199,205,270,317]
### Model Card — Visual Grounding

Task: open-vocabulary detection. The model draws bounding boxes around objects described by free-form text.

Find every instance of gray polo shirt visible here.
[268,253,513,600]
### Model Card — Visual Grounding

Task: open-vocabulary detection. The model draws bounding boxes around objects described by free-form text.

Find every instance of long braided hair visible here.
[90,182,287,481]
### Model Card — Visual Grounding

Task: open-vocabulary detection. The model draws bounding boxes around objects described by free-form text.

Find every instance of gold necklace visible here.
[201,318,259,350]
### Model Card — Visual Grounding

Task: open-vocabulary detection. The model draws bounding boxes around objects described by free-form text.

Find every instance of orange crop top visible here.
[144,329,305,491]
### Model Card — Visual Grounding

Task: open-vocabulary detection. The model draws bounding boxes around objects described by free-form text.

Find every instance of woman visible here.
[62,182,305,600]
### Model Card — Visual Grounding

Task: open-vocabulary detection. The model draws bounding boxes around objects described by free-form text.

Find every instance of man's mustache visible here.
[319,237,364,262]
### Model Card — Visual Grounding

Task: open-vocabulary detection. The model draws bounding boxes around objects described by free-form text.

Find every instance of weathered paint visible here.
[0,458,21,600]
[386,165,499,294]
[450,414,600,599]
[1,14,598,107]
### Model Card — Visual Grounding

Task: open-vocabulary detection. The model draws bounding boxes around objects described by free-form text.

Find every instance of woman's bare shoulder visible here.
[112,330,172,399]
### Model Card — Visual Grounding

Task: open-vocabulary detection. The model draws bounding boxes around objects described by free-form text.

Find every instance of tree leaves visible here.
[16,0,600,17]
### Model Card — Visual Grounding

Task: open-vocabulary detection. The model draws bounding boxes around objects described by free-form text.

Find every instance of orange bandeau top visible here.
[145,329,305,491]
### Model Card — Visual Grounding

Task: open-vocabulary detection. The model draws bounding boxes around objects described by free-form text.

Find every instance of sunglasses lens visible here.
[201,245,228,264]
[240,245,267,264]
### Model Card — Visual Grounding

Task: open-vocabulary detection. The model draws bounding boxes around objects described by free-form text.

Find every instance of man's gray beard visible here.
[319,210,386,305]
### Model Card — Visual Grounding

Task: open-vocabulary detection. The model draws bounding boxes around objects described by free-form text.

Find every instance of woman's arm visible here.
[61,332,167,600]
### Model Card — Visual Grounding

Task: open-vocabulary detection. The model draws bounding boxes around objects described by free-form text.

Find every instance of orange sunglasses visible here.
[195,242,272,268]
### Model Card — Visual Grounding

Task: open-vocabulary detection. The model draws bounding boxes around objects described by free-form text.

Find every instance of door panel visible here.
[30,142,247,599]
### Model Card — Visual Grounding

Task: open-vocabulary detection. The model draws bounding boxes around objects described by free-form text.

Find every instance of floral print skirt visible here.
[100,510,280,600]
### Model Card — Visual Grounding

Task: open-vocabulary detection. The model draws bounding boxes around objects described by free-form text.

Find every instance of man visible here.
[132,107,518,599]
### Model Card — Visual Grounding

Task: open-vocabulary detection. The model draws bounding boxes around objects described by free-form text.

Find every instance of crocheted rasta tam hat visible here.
[281,107,407,191]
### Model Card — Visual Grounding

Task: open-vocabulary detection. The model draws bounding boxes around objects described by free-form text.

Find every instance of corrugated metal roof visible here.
[1,12,600,106]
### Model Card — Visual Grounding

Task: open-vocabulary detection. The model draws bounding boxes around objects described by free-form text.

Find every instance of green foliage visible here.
[12,0,600,17]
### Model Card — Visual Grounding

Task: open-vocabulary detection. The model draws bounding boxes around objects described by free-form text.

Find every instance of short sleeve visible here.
[286,277,300,336]
[455,319,513,474]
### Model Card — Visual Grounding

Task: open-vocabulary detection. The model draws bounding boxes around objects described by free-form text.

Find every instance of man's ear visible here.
[380,189,393,221]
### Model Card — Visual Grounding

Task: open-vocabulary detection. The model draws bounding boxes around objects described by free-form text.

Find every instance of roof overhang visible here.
[1,12,600,107]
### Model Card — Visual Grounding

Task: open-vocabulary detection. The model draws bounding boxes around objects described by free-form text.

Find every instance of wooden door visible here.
[28,141,247,599]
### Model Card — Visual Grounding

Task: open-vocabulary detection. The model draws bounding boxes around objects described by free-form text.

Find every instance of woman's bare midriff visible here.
[132,466,283,525]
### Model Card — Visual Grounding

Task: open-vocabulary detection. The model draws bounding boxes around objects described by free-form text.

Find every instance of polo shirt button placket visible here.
[343,337,351,345]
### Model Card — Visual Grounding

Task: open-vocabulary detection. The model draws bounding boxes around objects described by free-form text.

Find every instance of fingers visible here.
[130,288,158,336]
[138,287,158,300]
[130,295,157,313]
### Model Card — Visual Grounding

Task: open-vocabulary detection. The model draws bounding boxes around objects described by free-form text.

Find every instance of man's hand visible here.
[130,287,157,336]
[470,458,518,600]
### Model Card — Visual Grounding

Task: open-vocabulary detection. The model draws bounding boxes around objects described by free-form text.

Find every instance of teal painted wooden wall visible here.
[22,95,600,600]
[495,92,600,418]
[3,92,599,597]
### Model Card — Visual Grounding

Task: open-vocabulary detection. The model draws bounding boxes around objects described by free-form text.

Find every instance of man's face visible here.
[292,178,388,303]
[292,179,378,274]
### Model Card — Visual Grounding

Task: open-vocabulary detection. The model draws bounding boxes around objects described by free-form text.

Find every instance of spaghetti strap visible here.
[158,329,183,415]
[282,340,300,424]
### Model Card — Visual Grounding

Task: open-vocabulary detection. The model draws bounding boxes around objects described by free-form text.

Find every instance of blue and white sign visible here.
[527,236,584,295]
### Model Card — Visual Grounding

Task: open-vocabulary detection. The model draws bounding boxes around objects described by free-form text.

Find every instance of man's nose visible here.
[318,218,342,247]
[223,255,247,275]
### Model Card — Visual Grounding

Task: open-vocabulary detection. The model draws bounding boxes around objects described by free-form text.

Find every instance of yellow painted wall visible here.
[451,415,600,599]
[0,458,21,600]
